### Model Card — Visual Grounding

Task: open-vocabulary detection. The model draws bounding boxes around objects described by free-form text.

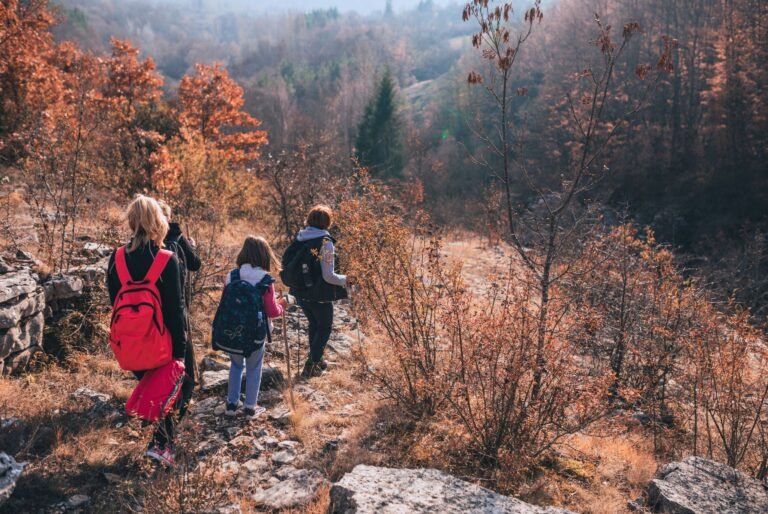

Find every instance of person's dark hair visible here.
[236,236,280,272]
[306,205,333,230]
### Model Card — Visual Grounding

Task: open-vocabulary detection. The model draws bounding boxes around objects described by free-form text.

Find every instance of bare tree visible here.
[464,0,671,398]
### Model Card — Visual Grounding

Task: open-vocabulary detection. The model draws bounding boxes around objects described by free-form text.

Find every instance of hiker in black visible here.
[281,205,349,379]
[107,195,188,466]
[160,202,202,419]
[164,221,202,308]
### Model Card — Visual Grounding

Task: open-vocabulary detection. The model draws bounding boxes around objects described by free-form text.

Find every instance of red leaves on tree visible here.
[104,38,163,123]
[178,63,268,163]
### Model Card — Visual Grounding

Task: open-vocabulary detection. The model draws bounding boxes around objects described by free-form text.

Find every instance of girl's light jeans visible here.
[227,345,264,409]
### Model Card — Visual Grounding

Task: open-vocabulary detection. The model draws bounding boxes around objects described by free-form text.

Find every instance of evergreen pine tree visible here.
[355,68,404,177]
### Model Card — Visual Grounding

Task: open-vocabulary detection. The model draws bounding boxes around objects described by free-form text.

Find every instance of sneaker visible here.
[300,362,325,379]
[145,444,162,462]
[243,406,266,420]
[317,360,329,371]
[157,445,175,467]
[145,444,174,466]
[225,402,239,416]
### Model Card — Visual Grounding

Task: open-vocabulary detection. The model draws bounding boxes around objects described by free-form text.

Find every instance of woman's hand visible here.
[278,297,289,308]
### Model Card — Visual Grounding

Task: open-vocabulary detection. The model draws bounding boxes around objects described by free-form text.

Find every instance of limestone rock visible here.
[251,468,325,510]
[67,494,90,508]
[647,456,768,513]
[70,258,108,289]
[0,287,45,330]
[0,271,38,304]
[0,452,24,506]
[82,242,112,258]
[14,250,35,263]
[72,387,111,404]
[0,256,11,274]
[268,407,292,426]
[201,366,284,392]
[330,465,574,514]
[0,311,44,373]
[0,345,39,376]
[271,449,296,465]
[201,356,229,372]
[201,369,230,391]
[43,274,83,302]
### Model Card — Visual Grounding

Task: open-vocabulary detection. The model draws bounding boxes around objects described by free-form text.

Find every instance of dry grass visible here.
[0,352,149,511]
[525,431,659,514]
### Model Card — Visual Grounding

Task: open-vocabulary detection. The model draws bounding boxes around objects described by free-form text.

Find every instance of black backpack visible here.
[280,239,321,292]
[211,270,273,357]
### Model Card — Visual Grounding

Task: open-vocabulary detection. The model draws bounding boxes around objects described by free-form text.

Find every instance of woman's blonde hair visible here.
[126,195,169,252]
[236,235,281,272]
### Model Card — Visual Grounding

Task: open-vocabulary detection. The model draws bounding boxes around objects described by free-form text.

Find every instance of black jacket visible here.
[107,242,187,359]
[164,222,201,308]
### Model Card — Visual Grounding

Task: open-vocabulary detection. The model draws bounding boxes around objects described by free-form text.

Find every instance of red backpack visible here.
[126,359,185,422]
[110,246,174,371]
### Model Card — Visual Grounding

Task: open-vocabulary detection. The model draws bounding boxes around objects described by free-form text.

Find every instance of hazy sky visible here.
[147,0,460,16]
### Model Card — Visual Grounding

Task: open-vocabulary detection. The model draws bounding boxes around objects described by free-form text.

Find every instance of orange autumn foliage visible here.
[104,38,164,125]
[0,0,60,157]
[178,63,268,163]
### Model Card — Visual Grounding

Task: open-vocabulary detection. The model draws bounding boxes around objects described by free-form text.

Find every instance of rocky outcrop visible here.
[252,467,325,510]
[647,456,768,513]
[201,366,285,392]
[330,465,574,514]
[0,244,110,373]
[0,452,24,506]
[43,274,84,303]
[0,270,45,375]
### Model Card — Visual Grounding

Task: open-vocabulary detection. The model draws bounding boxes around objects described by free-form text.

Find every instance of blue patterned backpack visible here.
[211,270,273,357]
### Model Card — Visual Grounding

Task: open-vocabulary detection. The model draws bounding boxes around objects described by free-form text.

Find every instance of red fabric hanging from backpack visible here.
[126,359,185,423]
[109,246,174,371]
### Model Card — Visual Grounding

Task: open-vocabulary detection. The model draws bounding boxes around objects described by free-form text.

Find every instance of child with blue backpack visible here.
[212,236,287,419]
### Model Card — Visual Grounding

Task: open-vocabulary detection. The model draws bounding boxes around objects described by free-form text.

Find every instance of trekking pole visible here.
[295,310,301,374]
[281,306,296,410]
[348,286,365,353]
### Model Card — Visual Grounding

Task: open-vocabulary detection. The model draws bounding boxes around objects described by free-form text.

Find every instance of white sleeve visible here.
[320,240,347,287]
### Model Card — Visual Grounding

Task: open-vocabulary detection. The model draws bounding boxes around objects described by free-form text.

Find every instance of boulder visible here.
[70,259,108,289]
[201,366,284,392]
[0,288,45,330]
[0,311,44,373]
[0,452,24,506]
[647,456,768,513]
[82,242,112,258]
[0,345,40,376]
[271,449,296,465]
[0,271,38,305]
[329,465,574,514]
[43,274,83,303]
[251,468,325,510]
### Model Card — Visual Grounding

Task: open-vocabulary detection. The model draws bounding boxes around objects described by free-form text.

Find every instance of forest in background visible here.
[50,0,768,321]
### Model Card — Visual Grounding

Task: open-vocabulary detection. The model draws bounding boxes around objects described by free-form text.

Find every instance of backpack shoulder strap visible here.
[145,249,174,284]
[230,269,241,283]
[115,246,133,285]
[257,274,275,290]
